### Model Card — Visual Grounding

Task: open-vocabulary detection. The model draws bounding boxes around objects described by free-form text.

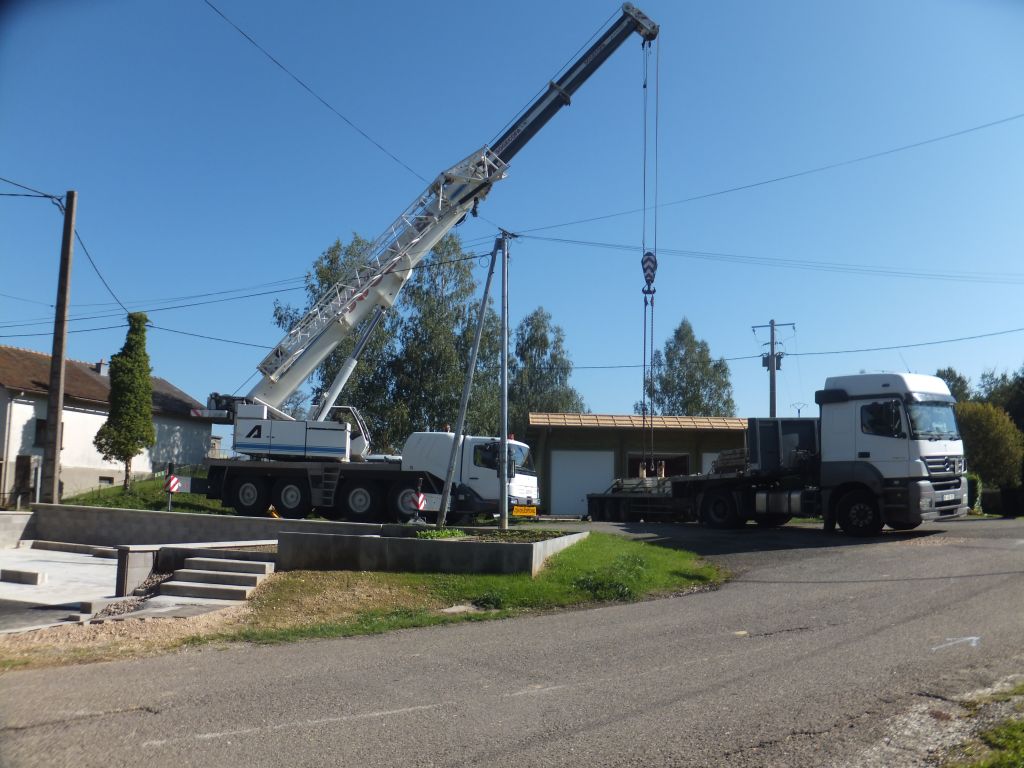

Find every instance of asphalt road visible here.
[2,517,1022,768]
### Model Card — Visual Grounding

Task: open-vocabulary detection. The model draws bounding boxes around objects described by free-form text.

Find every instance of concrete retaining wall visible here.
[0,512,35,548]
[279,531,588,576]
[30,503,395,546]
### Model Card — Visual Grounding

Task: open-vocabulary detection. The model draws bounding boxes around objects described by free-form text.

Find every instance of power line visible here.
[516,109,1024,234]
[518,233,1024,285]
[569,325,1024,371]
[71,226,130,314]
[148,324,272,349]
[0,249,490,330]
[0,323,128,339]
[0,175,59,199]
[202,0,425,182]
[0,292,52,308]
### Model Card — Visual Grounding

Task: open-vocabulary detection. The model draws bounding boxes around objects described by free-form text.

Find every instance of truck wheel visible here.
[836,491,883,536]
[388,481,422,524]
[341,482,380,521]
[272,478,311,520]
[231,475,271,516]
[702,490,741,529]
[756,514,791,528]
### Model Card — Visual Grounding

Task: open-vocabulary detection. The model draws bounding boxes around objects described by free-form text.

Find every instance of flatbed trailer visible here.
[588,374,971,536]
[587,457,819,528]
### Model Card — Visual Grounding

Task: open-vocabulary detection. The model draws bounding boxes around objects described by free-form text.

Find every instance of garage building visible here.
[527,413,747,517]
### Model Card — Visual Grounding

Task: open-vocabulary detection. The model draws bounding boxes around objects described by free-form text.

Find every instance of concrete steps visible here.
[159,555,275,601]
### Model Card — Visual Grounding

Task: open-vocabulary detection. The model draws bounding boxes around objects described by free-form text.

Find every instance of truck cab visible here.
[816,373,968,534]
[400,432,540,518]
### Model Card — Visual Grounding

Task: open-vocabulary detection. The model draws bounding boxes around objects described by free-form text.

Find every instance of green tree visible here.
[275,233,501,452]
[94,312,156,489]
[636,317,735,417]
[273,235,402,449]
[389,235,500,446]
[955,401,1024,489]
[509,307,586,438]
[977,365,1024,433]
[935,366,972,402]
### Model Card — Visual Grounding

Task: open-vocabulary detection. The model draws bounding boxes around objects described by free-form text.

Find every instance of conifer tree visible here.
[94,312,156,489]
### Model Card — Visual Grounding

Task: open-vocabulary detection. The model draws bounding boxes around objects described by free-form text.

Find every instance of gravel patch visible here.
[839,675,1024,767]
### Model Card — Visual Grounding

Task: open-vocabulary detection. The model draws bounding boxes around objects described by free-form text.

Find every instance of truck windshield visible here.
[906,401,960,440]
[510,444,536,475]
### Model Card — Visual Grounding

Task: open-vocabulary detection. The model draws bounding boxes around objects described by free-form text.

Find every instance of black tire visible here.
[756,514,791,528]
[272,477,311,520]
[387,481,423,524]
[836,491,883,536]
[887,520,922,531]
[231,474,271,516]
[340,482,381,521]
[702,490,741,529]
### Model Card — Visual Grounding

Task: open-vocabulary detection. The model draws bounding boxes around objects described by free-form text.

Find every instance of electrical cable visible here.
[202,0,426,183]
[518,233,1024,285]
[515,109,1024,235]
[148,324,272,349]
[0,176,59,199]
[0,324,128,339]
[0,250,489,330]
[0,292,52,308]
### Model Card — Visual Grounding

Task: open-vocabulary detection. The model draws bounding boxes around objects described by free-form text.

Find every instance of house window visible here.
[98,476,114,486]
[33,419,64,449]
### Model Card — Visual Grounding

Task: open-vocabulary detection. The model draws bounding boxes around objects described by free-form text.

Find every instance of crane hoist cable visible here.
[639,35,660,475]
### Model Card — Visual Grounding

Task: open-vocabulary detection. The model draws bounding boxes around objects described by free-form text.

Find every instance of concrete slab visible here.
[0,548,236,633]
[0,547,117,607]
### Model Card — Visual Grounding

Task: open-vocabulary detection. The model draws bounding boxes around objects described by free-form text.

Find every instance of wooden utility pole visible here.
[41,191,76,504]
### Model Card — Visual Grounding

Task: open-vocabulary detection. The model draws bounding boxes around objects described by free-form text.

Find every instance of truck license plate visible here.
[941,493,956,502]
[512,505,537,517]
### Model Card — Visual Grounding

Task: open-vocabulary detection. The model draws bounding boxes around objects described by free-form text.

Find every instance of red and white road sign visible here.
[415,493,426,511]
[164,474,181,493]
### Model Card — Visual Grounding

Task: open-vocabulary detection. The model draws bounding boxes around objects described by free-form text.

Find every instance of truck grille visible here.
[924,455,964,480]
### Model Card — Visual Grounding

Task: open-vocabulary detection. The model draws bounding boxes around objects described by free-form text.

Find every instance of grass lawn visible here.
[0,533,722,670]
[198,532,721,645]
[949,720,1024,768]
[62,477,231,514]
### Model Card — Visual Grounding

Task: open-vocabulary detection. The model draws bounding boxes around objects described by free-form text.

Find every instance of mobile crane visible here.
[196,5,660,523]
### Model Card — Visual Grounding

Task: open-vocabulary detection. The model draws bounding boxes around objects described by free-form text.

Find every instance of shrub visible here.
[967,472,983,512]
[956,402,1024,489]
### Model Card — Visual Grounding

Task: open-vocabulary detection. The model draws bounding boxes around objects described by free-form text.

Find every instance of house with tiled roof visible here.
[0,346,213,506]
[527,411,747,517]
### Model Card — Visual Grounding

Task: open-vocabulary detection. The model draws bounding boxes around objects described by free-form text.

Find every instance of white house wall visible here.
[1,393,211,501]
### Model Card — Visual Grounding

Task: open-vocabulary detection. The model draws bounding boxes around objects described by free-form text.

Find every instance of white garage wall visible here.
[551,450,615,517]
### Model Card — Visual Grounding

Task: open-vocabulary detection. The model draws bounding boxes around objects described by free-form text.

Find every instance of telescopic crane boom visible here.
[204,4,658,454]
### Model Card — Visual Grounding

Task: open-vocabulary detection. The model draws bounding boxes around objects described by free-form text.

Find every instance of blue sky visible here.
[2,0,1023,429]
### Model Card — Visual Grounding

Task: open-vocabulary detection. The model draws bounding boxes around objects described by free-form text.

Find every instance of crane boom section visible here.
[246,148,507,409]
[491,3,658,164]
[239,3,659,416]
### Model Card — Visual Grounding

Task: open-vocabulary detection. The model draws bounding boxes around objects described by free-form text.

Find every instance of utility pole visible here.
[498,233,511,531]
[752,319,794,418]
[41,190,76,504]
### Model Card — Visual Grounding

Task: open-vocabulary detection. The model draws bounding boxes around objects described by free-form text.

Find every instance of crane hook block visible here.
[641,250,658,289]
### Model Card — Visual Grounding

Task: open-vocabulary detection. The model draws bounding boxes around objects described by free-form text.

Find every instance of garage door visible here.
[550,450,615,517]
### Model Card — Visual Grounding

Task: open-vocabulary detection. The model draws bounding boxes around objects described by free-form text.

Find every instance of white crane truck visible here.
[587,373,969,535]
[195,5,660,523]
